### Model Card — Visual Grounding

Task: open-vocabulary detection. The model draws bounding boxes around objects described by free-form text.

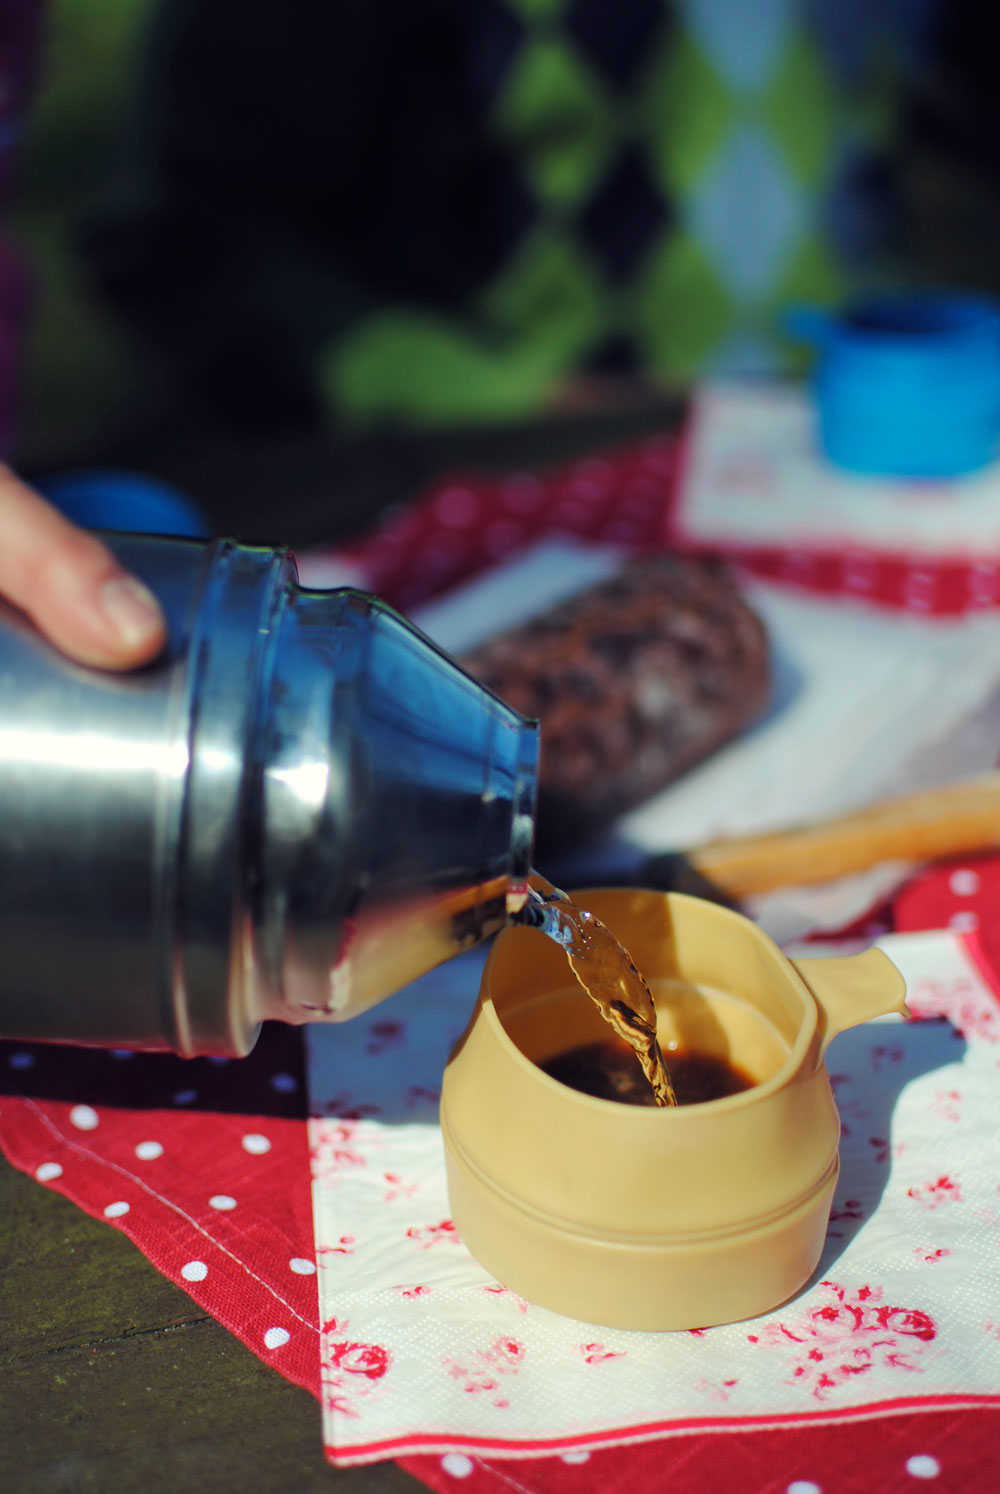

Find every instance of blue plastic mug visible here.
[36,470,210,537]
[788,293,1000,478]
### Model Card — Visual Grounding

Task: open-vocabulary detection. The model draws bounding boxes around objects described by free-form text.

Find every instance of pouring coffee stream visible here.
[515,875,679,1108]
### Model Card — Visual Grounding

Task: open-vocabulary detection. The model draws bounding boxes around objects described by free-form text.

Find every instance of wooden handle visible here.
[687,771,1000,897]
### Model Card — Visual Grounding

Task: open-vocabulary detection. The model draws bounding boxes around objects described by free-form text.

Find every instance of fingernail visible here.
[99,575,165,647]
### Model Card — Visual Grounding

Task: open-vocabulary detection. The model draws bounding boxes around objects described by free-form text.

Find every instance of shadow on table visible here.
[0,1023,310,1120]
[811,1014,967,1280]
[0,945,483,1129]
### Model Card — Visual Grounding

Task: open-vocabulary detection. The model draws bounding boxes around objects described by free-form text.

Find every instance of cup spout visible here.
[790,949,909,1061]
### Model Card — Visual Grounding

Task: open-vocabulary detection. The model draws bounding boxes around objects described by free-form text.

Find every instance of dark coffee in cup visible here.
[541,1039,754,1107]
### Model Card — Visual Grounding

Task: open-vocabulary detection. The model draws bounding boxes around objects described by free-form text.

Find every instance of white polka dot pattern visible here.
[263,1326,290,1350]
[906,1455,941,1479]
[181,1261,208,1282]
[435,487,478,527]
[440,1453,475,1478]
[69,1105,99,1131]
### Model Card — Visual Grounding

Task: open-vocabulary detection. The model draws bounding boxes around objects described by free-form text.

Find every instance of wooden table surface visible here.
[1,1154,420,1492]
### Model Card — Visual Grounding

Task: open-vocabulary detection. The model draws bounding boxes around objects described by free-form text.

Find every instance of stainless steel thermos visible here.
[0,536,538,1056]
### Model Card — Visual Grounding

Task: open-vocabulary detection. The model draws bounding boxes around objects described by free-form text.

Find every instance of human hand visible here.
[0,463,167,669]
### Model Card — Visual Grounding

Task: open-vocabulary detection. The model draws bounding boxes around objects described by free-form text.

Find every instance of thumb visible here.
[0,465,167,669]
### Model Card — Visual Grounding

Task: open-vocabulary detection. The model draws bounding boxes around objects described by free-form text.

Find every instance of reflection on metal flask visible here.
[0,536,539,1057]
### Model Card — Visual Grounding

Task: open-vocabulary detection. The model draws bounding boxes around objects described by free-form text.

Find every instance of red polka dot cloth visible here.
[410,1411,995,1494]
[0,1024,322,1391]
[4,422,1000,1492]
[310,417,1000,620]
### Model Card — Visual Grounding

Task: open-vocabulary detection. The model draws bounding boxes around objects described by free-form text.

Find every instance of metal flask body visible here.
[0,536,538,1056]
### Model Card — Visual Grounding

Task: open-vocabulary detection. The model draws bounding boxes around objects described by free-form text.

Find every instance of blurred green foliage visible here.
[9,0,154,467]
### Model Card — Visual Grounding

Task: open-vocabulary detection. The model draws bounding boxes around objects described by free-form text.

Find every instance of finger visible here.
[0,465,167,669]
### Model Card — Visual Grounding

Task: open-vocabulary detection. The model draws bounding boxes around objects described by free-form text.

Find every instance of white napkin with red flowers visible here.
[307,925,1000,1465]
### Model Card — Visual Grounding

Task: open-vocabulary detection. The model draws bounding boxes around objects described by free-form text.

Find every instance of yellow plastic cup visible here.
[440,888,907,1331]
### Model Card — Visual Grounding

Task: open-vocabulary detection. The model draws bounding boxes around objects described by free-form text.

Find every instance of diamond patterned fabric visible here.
[80,0,930,430]
[328,0,920,422]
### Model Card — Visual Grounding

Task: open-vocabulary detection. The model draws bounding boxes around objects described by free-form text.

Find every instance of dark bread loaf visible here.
[460,554,770,848]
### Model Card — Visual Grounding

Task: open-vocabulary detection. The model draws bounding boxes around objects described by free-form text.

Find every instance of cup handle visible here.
[790,949,909,1061]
